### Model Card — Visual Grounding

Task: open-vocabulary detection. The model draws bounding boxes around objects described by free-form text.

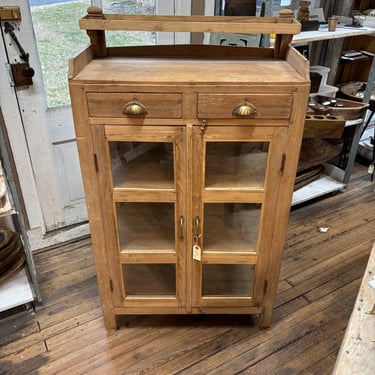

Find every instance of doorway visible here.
[0,0,189,250]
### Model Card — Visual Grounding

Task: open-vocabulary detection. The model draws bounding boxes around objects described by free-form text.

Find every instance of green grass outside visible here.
[31,1,154,107]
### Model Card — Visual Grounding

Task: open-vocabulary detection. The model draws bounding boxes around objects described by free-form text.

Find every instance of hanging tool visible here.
[4,21,34,86]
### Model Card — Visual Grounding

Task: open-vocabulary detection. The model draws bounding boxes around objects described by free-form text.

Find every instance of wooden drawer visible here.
[87,93,182,118]
[197,94,293,119]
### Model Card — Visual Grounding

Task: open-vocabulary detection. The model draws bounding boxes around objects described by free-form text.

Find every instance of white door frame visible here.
[1,0,52,232]
[1,0,89,251]
[157,0,191,44]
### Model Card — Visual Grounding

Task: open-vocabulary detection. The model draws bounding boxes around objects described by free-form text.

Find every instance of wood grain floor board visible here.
[275,246,371,307]
[237,317,347,375]
[1,162,374,374]
[185,279,358,375]
[237,282,362,374]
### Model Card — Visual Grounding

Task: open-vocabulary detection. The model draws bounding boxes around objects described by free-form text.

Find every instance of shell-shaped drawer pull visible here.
[232,102,256,117]
[123,101,148,116]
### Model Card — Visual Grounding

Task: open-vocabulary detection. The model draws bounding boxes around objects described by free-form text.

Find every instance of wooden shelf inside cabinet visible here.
[69,8,310,330]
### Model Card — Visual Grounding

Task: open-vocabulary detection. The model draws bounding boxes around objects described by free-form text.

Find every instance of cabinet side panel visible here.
[285,46,310,81]
[252,127,288,308]
[260,85,310,328]
[68,46,94,80]
[70,84,117,329]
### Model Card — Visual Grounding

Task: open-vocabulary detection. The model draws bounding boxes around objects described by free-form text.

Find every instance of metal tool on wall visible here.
[4,21,34,87]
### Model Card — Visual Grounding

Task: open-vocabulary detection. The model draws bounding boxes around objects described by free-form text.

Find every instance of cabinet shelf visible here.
[292,164,346,206]
[0,267,34,312]
[292,174,346,205]
[292,25,375,45]
[112,165,174,190]
[111,142,174,190]
[0,109,41,313]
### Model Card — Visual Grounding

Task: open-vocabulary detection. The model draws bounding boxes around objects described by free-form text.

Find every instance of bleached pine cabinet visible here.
[69,7,310,329]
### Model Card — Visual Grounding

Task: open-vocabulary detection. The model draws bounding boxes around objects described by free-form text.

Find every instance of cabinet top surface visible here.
[71,56,308,86]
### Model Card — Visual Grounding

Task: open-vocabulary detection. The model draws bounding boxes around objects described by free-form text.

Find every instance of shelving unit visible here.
[0,109,41,313]
[0,269,35,312]
[290,24,375,204]
[292,24,375,44]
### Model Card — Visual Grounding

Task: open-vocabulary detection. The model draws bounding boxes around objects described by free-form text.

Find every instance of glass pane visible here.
[116,203,175,252]
[202,264,254,297]
[205,142,269,189]
[110,142,174,189]
[104,0,156,47]
[123,264,176,296]
[216,1,291,16]
[204,203,261,252]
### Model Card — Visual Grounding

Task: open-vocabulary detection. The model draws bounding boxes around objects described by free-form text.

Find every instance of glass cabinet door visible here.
[94,125,186,308]
[192,125,286,308]
[205,141,269,190]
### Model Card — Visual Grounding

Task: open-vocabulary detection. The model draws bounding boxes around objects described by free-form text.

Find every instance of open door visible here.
[0,0,190,249]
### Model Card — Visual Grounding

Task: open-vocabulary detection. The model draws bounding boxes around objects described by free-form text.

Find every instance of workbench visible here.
[333,242,375,374]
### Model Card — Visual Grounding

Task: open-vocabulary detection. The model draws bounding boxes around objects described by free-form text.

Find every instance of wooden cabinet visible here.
[69,8,310,329]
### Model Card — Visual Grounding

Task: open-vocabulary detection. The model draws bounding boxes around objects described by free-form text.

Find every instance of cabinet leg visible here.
[103,313,118,330]
[259,310,272,329]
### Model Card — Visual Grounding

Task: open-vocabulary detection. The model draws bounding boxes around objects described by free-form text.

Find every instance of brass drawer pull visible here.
[123,100,148,116]
[179,215,185,240]
[232,102,256,117]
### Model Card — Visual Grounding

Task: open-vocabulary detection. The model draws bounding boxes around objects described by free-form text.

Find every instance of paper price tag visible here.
[368,164,374,175]
[193,244,201,261]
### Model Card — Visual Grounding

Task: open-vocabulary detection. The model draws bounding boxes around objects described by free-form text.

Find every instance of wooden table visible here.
[333,242,375,374]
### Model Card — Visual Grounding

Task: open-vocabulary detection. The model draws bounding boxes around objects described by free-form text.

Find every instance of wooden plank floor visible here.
[1,162,375,374]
